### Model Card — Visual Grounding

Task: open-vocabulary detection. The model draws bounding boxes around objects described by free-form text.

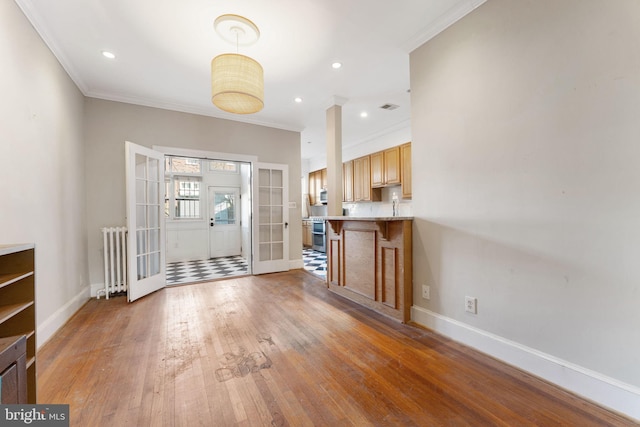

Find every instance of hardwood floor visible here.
[37,270,635,426]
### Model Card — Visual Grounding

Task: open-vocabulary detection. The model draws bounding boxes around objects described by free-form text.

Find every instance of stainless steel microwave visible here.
[319,189,327,204]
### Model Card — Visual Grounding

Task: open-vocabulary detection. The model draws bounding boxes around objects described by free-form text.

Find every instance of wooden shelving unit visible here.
[0,244,36,403]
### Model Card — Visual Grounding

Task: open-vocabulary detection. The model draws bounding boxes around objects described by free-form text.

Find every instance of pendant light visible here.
[211,15,264,114]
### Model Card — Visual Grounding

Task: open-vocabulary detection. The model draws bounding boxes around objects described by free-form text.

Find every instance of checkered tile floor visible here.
[303,248,326,278]
[166,256,248,285]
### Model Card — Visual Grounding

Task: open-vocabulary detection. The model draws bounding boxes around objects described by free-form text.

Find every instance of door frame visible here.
[153,146,257,275]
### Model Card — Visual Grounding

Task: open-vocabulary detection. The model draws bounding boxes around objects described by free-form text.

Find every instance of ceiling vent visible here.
[379,103,399,111]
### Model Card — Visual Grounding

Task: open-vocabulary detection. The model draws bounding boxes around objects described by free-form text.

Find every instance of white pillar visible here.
[326,98,346,216]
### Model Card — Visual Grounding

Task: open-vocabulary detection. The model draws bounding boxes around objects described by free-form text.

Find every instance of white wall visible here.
[0,1,88,346]
[410,0,640,418]
[84,99,301,288]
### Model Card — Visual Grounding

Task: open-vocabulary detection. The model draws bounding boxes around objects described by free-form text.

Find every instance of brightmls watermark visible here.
[0,405,69,426]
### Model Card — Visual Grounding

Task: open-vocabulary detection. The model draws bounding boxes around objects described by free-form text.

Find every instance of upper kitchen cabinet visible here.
[308,168,327,205]
[353,156,380,202]
[400,142,412,199]
[343,160,354,202]
[371,146,401,188]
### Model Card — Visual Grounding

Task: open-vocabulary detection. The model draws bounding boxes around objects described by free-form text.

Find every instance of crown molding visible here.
[401,0,487,53]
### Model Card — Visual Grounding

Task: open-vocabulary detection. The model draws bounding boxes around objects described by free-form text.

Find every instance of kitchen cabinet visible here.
[308,168,327,205]
[343,160,354,202]
[0,244,36,403]
[353,156,380,202]
[370,151,383,187]
[371,146,401,188]
[326,217,413,322]
[302,220,313,247]
[400,142,412,199]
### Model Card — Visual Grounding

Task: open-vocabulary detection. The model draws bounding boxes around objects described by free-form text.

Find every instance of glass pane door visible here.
[253,163,289,274]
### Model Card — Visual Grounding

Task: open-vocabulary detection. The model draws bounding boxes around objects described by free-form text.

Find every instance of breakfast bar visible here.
[325,216,413,323]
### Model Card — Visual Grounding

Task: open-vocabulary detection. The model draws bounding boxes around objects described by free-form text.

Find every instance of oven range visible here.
[309,217,326,253]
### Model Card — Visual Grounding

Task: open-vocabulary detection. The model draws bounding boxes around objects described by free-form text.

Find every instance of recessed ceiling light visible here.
[360,112,368,118]
[102,51,115,59]
[331,62,342,69]
[294,97,303,103]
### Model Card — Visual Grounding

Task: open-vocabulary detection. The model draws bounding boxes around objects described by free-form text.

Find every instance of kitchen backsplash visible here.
[306,187,413,218]
[344,200,412,218]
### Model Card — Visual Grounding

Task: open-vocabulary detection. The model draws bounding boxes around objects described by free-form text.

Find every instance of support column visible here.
[326,97,346,216]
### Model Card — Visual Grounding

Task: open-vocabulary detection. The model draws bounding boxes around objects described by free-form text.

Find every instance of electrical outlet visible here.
[465,296,477,314]
[422,285,430,300]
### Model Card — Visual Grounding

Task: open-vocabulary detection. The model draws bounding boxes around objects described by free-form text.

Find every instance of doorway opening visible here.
[164,155,252,285]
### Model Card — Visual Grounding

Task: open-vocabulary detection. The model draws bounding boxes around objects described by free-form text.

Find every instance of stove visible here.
[309,217,326,253]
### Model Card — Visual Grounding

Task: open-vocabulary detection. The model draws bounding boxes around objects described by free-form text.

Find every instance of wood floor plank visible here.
[37,270,637,426]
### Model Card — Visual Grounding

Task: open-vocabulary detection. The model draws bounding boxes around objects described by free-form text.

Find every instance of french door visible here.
[125,141,166,302]
[252,163,289,274]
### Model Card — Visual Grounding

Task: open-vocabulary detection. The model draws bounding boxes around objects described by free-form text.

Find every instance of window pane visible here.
[272,188,283,206]
[136,206,147,228]
[148,181,159,205]
[148,158,160,182]
[259,169,270,186]
[214,192,235,225]
[135,154,146,179]
[169,157,201,174]
[173,176,201,219]
[271,170,283,187]
[209,160,238,173]
[149,252,161,275]
[259,243,271,261]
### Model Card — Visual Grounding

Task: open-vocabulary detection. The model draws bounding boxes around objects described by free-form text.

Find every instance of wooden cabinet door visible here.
[401,143,412,199]
[321,168,327,190]
[384,146,401,185]
[309,170,324,205]
[343,161,354,202]
[353,156,370,201]
[308,171,317,205]
[370,151,384,187]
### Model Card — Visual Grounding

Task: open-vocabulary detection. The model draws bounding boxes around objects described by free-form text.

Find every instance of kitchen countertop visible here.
[322,216,413,221]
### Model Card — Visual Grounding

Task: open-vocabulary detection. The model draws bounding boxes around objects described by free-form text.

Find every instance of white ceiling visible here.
[16,0,483,161]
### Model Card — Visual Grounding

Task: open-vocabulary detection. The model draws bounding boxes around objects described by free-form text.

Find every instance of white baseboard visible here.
[37,285,91,349]
[90,283,102,297]
[411,305,640,422]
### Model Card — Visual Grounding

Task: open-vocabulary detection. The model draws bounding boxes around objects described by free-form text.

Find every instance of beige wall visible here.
[84,98,302,288]
[411,0,640,392]
[0,1,88,345]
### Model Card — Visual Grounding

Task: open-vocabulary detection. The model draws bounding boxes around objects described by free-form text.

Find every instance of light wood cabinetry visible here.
[326,218,412,322]
[371,146,401,188]
[370,151,384,187]
[308,168,327,205]
[302,220,313,247]
[343,161,354,202]
[315,142,411,206]
[400,142,412,199]
[384,146,401,185]
[353,156,381,202]
[0,244,36,403]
